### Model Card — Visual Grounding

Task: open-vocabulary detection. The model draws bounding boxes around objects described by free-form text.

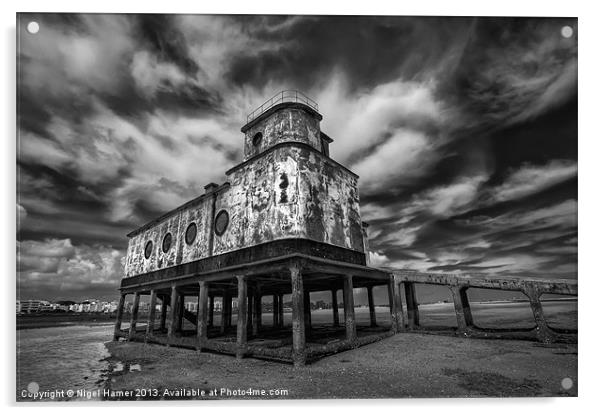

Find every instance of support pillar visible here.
[159,295,168,331]
[225,292,233,328]
[272,294,279,328]
[331,289,339,327]
[253,286,262,336]
[128,292,140,340]
[392,281,405,332]
[343,275,357,342]
[278,293,284,328]
[367,285,377,327]
[168,285,178,341]
[303,289,312,332]
[145,289,157,341]
[176,293,185,333]
[524,284,555,343]
[247,291,253,332]
[450,285,473,334]
[236,276,248,359]
[290,264,306,367]
[113,293,126,340]
[220,291,227,334]
[197,281,209,350]
[404,282,420,329]
[208,295,214,328]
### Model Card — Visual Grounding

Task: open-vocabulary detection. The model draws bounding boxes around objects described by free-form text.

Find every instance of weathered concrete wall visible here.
[124,196,214,277]
[297,149,364,252]
[124,103,364,278]
[213,145,364,256]
[243,106,322,161]
[124,144,364,277]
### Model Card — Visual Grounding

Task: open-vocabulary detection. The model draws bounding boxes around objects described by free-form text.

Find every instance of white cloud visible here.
[351,128,437,193]
[490,160,577,203]
[18,238,124,297]
[130,50,189,96]
[20,15,134,97]
[315,73,446,164]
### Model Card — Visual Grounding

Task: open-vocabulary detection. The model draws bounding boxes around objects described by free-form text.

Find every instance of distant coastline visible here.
[16,297,577,331]
[17,313,117,330]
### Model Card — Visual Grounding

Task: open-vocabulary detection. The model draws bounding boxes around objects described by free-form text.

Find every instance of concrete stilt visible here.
[225,292,233,328]
[253,286,262,336]
[128,292,140,340]
[404,282,420,329]
[290,264,306,367]
[343,275,357,342]
[392,281,405,332]
[303,289,312,332]
[524,284,555,343]
[367,285,377,327]
[236,276,248,359]
[176,293,185,333]
[208,295,214,328]
[450,285,473,334]
[247,291,253,332]
[168,285,178,341]
[273,294,278,327]
[113,293,126,340]
[386,279,402,333]
[159,295,168,331]
[220,291,227,334]
[146,289,157,341]
[331,289,339,327]
[197,281,209,350]
[278,293,284,328]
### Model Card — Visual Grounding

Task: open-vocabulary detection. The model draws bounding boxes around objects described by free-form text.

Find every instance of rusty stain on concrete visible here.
[124,100,364,278]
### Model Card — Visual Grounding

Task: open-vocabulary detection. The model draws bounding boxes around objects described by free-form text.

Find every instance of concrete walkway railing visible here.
[391,271,577,343]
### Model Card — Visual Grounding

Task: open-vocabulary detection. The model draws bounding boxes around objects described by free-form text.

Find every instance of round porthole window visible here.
[185,222,197,245]
[214,210,229,236]
[162,233,172,253]
[144,241,153,259]
[252,132,263,146]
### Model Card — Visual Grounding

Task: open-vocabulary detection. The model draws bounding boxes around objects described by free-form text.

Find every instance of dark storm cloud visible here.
[17,14,577,300]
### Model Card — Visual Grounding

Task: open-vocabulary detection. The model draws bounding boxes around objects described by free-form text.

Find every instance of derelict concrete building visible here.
[114,91,403,365]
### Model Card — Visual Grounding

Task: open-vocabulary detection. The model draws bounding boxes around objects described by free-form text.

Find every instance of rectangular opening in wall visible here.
[466,288,535,330]
[411,284,457,329]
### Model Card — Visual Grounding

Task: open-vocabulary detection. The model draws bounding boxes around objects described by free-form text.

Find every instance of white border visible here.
[3,0,600,413]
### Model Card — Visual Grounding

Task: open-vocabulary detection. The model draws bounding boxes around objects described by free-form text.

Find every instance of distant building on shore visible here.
[16,299,119,314]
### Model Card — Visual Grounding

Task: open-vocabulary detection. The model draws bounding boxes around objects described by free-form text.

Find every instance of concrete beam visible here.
[128,292,141,340]
[208,295,214,328]
[236,276,248,359]
[290,263,306,367]
[404,282,419,329]
[392,281,405,332]
[367,285,377,327]
[167,285,178,341]
[331,289,339,327]
[113,293,126,340]
[450,285,473,334]
[159,294,168,331]
[146,289,157,341]
[197,281,209,350]
[343,274,357,342]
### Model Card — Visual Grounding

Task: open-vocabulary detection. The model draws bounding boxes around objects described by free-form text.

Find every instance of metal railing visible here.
[246,90,318,123]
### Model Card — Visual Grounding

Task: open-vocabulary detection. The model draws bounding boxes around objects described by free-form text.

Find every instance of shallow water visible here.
[16,324,113,401]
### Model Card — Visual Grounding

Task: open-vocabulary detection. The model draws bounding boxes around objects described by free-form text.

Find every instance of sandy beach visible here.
[103,331,577,399]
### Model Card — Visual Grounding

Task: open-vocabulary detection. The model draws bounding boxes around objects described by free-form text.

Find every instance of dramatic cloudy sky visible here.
[16,14,577,301]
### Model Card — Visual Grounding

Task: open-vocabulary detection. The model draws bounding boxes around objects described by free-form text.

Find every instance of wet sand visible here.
[104,332,577,399]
